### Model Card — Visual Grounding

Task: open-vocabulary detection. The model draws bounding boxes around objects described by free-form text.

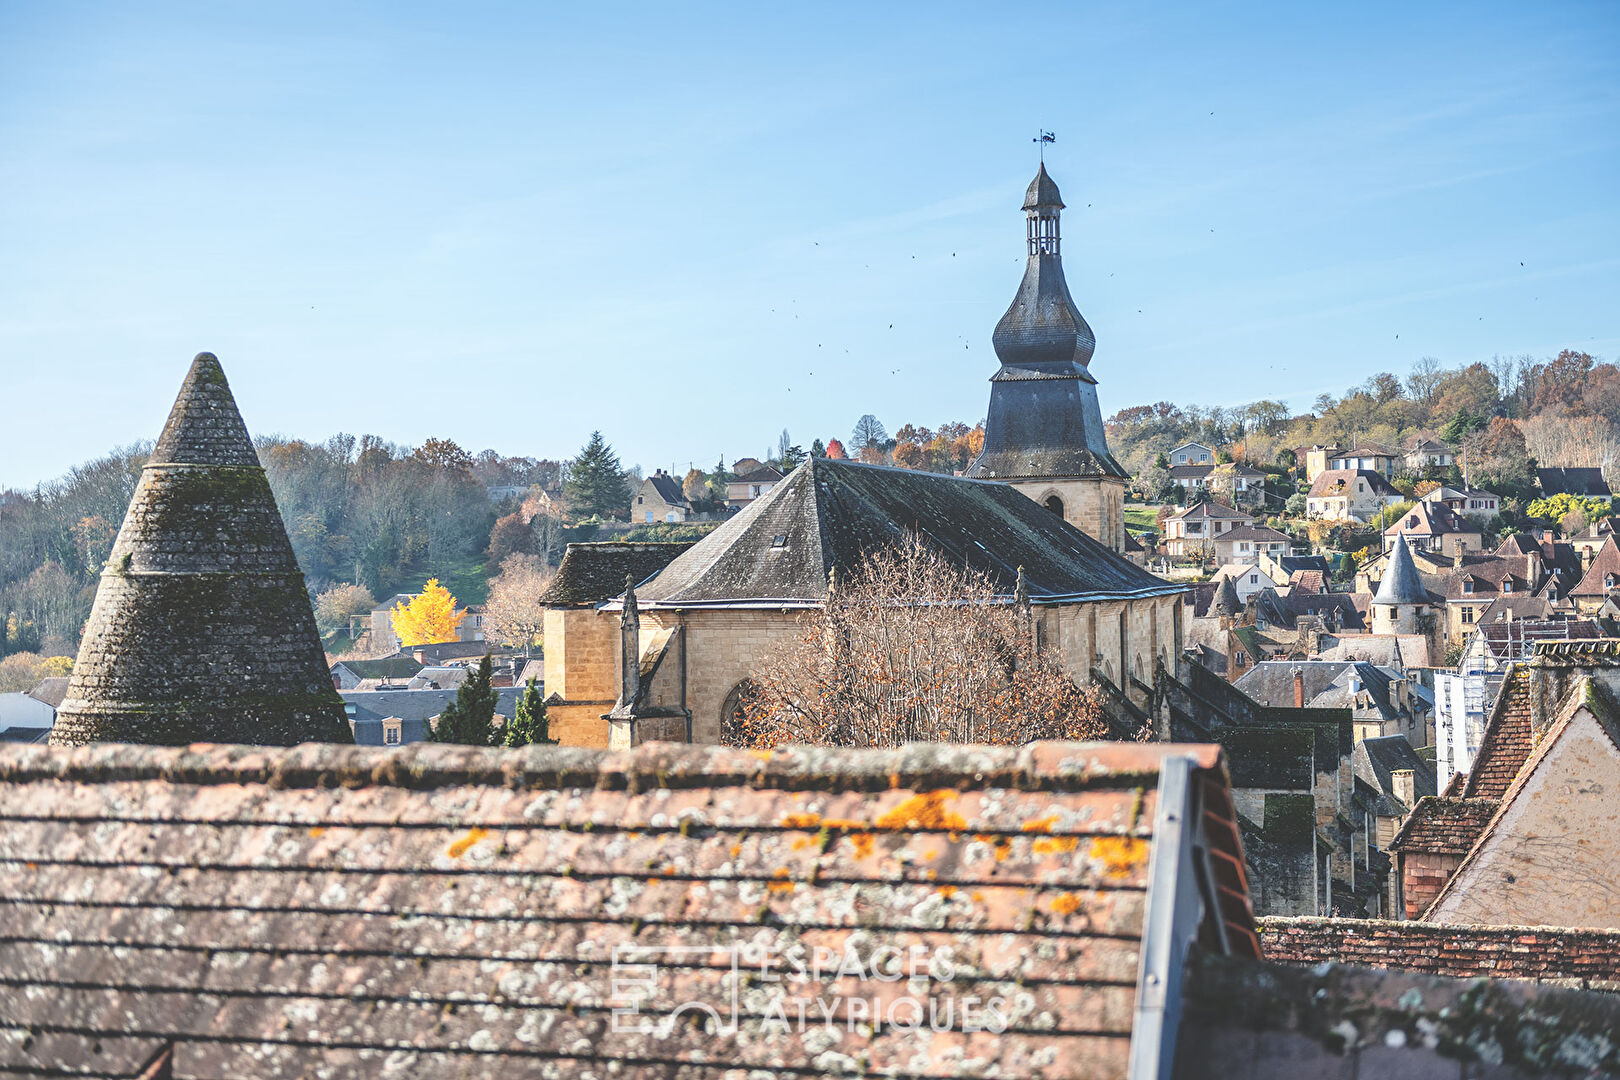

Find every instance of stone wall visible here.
[1010,475,1126,553]
[647,608,806,745]
[1258,916,1620,990]
[1402,850,1465,919]
[541,608,616,747]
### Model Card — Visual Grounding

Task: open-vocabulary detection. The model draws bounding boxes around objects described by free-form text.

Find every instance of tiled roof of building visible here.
[0,738,1255,1079]
[538,541,696,606]
[732,466,783,485]
[1570,535,1620,597]
[50,353,349,748]
[1255,589,1366,631]
[332,656,424,680]
[1374,534,1429,605]
[1307,468,1400,498]
[1216,525,1290,544]
[25,676,69,709]
[633,458,1186,609]
[1168,499,1252,521]
[1168,463,1213,479]
[1352,735,1437,811]
[1277,554,1331,576]
[1383,499,1473,539]
[1387,796,1498,854]
[1258,917,1620,990]
[1538,466,1612,497]
[1287,569,1325,594]
[1462,668,1534,799]
[1210,575,1242,617]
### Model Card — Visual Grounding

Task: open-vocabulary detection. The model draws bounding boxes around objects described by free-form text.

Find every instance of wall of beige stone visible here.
[542,608,617,747]
[1426,707,1620,928]
[644,609,809,745]
[1048,593,1178,703]
[1009,477,1126,553]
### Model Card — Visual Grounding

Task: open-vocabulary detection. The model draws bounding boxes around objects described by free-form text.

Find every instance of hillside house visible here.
[1168,441,1214,466]
[1421,485,1499,520]
[1382,500,1481,557]
[1213,524,1291,565]
[1163,500,1255,558]
[1305,469,1402,523]
[1404,438,1454,472]
[1328,446,1399,479]
[633,469,690,523]
[724,464,783,508]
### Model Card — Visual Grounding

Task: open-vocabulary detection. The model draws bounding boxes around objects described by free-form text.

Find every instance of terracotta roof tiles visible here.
[1387,796,1499,855]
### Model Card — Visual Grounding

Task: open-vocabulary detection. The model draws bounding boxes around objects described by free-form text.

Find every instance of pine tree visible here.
[563,432,630,520]
[503,677,556,747]
[429,654,498,745]
[810,439,827,458]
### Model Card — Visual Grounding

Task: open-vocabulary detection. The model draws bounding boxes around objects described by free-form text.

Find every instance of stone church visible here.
[542,165,1183,748]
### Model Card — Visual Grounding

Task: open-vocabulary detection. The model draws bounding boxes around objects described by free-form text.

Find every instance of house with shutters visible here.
[1163,500,1254,558]
[1305,468,1403,522]
[633,469,691,523]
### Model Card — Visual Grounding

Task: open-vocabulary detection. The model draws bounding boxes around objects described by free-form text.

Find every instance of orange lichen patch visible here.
[845,832,875,859]
[1031,836,1079,855]
[766,868,795,893]
[1021,814,1059,833]
[937,885,958,898]
[1050,893,1084,916]
[876,790,966,832]
[728,843,743,859]
[749,749,774,761]
[308,827,326,838]
[446,827,490,859]
[779,812,822,829]
[1089,836,1149,879]
[976,833,1014,861]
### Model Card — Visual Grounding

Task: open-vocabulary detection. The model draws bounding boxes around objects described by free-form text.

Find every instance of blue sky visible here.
[3,1,1617,486]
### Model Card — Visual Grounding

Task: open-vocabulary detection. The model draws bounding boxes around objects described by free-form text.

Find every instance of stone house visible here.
[1206,461,1269,509]
[1299,443,1341,483]
[1421,484,1499,520]
[1304,468,1402,522]
[1389,643,1620,927]
[1568,533,1620,615]
[1327,445,1399,479]
[1163,500,1254,558]
[1404,437,1455,472]
[1381,499,1480,556]
[632,468,690,523]
[1212,524,1290,566]
[1168,440,1214,466]
[724,464,783,507]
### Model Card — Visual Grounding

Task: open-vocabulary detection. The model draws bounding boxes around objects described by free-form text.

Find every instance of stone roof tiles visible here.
[49,353,349,747]
[632,457,1184,609]
[0,738,1255,1079]
[1306,468,1400,498]
[1570,534,1620,597]
[1387,796,1499,855]
[538,541,695,607]
[1374,534,1429,606]
[1463,668,1535,799]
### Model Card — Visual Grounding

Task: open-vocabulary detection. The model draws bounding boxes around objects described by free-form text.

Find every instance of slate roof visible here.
[1352,734,1437,813]
[632,458,1186,609]
[1277,554,1331,577]
[1374,534,1429,605]
[1255,589,1365,631]
[539,542,696,607]
[0,738,1257,1079]
[0,727,49,743]
[25,677,69,709]
[1387,796,1500,855]
[50,352,349,747]
[732,466,783,485]
[1383,500,1475,539]
[1307,469,1400,498]
[1216,525,1290,544]
[640,470,688,507]
[1023,160,1063,209]
[1209,576,1242,617]
[1570,535,1620,598]
[1537,466,1611,497]
[1168,464,1213,479]
[331,657,424,681]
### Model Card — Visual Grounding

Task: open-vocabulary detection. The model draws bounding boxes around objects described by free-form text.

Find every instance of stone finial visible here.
[50,353,351,747]
[1015,565,1030,611]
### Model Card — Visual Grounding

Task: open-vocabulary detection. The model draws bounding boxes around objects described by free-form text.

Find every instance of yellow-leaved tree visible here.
[391,578,466,647]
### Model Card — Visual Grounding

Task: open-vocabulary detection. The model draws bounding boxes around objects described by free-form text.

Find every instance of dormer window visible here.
[1502,580,1513,593]
[1607,573,1618,590]
[1462,578,1474,594]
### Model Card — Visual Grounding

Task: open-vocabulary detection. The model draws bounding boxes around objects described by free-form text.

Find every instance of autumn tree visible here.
[314,583,376,635]
[564,432,630,520]
[410,438,474,472]
[503,677,557,747]
[825,438,848,460]
[1464,418,1536,499]
[731,536,1106,749]
[483,553,551,657]
[391,578,465,647]
[487,511,534,568]
[430,654,497,745]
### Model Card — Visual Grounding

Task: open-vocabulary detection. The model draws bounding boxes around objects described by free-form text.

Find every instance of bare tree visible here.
[482,553,553,658]
[733,536,1106,748]
[1407,356,1444,410]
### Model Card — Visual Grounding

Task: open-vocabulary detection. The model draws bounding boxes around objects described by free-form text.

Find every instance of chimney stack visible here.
[1392,768,1415,809]
[1293,668,1305,708]
[620,574,641,710]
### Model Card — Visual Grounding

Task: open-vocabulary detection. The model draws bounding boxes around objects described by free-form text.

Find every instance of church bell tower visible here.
[965,163,1128,552]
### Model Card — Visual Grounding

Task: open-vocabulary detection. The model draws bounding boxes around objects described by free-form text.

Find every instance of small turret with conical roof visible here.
[51,353,352,746]
[1372,533,1430,638]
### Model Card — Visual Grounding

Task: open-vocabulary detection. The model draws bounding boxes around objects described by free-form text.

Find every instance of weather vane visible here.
[1034,130,1056,161]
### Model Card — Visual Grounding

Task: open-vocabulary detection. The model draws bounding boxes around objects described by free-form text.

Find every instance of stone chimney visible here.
[1391,768,1415,809]
[1293,668,1305,708]
[1453,542,1466,570]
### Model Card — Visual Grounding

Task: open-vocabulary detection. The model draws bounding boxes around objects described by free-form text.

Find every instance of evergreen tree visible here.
[503,677,557,747]
[563,432,630,520]
[810,438,827,458]
[429,654,498,745]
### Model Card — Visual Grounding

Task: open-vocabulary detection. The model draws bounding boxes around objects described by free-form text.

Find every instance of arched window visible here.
[721,680,759,747]
[1044,495,1064,517]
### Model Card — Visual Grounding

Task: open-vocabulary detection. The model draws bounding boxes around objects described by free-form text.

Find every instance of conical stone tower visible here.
[51,353,352,746]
